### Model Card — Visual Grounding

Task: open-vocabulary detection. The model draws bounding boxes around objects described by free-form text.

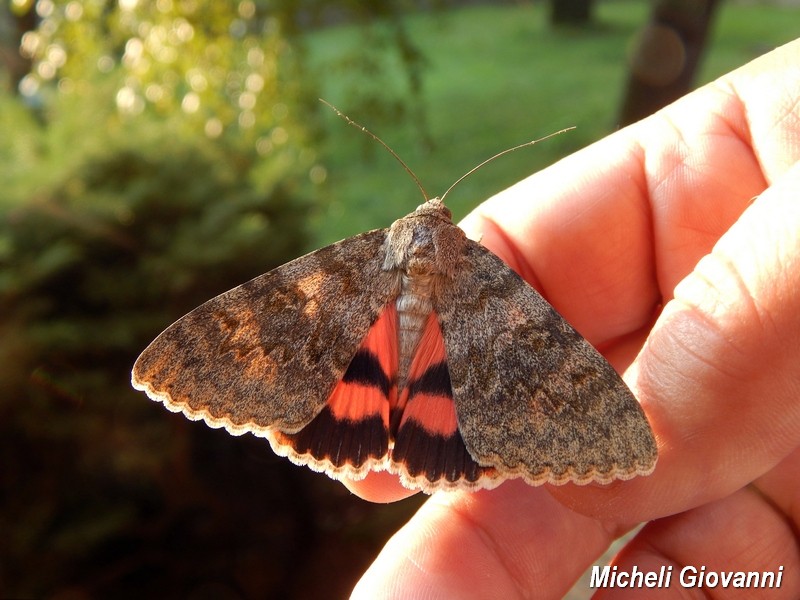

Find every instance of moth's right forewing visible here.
[132,229,399,437]
[436,240,657,485]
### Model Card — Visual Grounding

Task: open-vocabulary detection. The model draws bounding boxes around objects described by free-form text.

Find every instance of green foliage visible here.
[1,1,324,595]
[0,108,318,592]
[18,0,314,145]
[319,13,432,150]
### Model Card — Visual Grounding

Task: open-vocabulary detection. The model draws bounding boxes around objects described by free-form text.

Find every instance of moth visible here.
[132,117,657,493]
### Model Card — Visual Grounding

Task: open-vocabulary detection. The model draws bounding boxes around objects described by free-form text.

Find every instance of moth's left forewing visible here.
[435,239,657,486]
[132,230,398,444]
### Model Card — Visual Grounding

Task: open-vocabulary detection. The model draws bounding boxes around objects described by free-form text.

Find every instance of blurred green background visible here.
[1,1,796,597]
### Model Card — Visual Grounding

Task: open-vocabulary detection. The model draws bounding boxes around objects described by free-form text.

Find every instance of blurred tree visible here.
[301,0,434,151]
[549,0,594,26]
[1,0,37,91]
[618,0,721,126]
[11,0,430,143]
[14,0,315,151]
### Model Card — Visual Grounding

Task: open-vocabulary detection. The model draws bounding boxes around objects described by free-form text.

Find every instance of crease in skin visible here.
[665,302,751,384]
[582,130,664,336]
[672,251,768,381]
[671,244,765,349]
[754,450,800,540]
[404,550,428,579]
[748,481,800,554]
[641,113,692,201]
[636,105,755,293]
[445,500,529,599]
[706,79,754,147]
[620,135,665,339]
[727,69,800,180]
[641,303,737,398]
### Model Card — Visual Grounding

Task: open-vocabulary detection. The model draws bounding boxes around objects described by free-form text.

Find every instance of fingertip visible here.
[341,470,420,503]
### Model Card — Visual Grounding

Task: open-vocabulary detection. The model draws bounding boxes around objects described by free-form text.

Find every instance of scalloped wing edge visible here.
[134,362,654,492]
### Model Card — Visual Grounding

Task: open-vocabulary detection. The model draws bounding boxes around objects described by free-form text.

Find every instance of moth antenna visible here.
[440,127,576,202]
[320,99,430,201]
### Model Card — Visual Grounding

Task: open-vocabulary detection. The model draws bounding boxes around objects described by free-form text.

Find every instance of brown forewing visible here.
[132,229,399,436]
[435,239,658,485]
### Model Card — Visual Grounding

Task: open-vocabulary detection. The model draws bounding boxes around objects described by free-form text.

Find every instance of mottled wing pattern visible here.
[435,239,657,485]
[132,230,399,440]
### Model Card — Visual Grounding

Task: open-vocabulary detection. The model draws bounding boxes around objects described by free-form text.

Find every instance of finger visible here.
[460,40,800,522]
[556,157,800,522]
[352,480,629,599]
[753,444,800,518]
[341,470,419,502]
[602,482,800,598]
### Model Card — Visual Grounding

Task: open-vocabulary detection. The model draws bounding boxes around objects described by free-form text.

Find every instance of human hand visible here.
[349,39,800,597]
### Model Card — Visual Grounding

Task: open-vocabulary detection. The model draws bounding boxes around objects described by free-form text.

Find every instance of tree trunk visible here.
[0,3,37,93]
[550,0,594,26]
[618,0,721,126]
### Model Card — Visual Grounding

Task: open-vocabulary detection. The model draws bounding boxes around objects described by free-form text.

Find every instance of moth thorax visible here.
[396,271,435,391]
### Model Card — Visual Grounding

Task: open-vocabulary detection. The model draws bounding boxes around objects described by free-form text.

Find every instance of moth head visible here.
[410,197,452,222]
[382,199,464,278]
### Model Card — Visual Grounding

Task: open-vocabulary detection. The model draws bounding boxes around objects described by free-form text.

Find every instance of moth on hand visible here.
[132,117,657,494]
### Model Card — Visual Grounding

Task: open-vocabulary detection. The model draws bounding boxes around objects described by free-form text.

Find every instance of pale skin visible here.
[347,39,800,598]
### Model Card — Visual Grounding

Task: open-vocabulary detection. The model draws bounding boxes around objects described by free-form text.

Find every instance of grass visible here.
[303,0,798,247]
